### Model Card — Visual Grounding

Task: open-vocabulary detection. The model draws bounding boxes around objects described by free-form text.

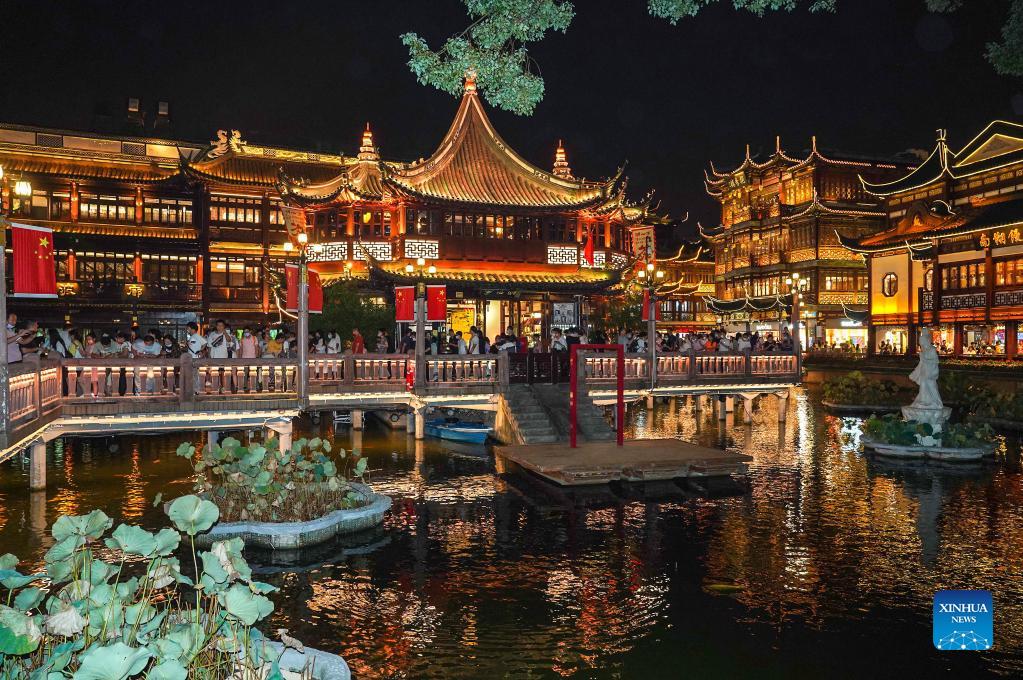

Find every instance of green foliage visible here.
[177,436,368,523]
[313,281,395,352]
[401,0,574,116]
[590,288,643,335]
[0,501,303,679]
[863,414,996,449]
[404,1,1021,114]
[822,371,900,406]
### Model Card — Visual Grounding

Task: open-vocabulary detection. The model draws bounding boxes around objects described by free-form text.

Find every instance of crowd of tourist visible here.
[5,312,805,367]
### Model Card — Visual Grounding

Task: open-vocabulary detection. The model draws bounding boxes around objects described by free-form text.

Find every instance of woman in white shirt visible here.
[326,331,342,354]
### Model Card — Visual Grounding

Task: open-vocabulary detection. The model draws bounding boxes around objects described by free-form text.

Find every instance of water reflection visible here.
[0,391,1021,678]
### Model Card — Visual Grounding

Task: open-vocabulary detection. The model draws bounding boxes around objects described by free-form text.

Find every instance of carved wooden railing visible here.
[425,355,501,386]
[8,359,62,432]
[583,350,799,384]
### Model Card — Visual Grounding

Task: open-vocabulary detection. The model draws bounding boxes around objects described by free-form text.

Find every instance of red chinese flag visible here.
[12,222,57,298]
[394,286,415,322]
[284,264,322,314]
[583,226,595,266]
[641,290,662,321]
[426,285,447,322]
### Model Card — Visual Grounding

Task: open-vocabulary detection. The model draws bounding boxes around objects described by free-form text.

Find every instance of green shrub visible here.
[176,436,368,523]
[941,422,996,448]
[823,371,901,405]
[0,501,304,679]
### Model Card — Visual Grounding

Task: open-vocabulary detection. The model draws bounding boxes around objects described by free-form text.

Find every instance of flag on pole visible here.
[285,264,323,314]
[583,226,595,267]
[641,289,662,321]
[426,285,447,322]
[394,286,415,322]
[11,222,57,298]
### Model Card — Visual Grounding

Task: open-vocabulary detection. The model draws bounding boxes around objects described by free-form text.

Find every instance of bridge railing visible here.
[9,360,62,431]
[425,355,502,387]
[582,350,799,384]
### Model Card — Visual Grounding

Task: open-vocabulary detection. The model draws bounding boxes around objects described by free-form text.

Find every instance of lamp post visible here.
[404,257,436,390]
[283,231,311,404]
[637,261,665,391]
[785,272,808,376]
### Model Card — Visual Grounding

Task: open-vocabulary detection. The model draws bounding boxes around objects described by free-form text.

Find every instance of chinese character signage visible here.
[978,227,1023,248]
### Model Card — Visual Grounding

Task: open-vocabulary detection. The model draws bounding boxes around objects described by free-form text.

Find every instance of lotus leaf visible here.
[105,524,158,557]
[147,659,187,680]
[218,583,274,626]
[73,641,152,680]
[14,586,46,611]
[51,509,112,543]
[0,605,42,654]
[166,495,219,536]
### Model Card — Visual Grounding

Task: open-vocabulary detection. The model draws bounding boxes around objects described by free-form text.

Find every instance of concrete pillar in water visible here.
[29,442,46,491]
[407,411,416,434]
[717,397,727,421]
[725,396,735,413]
[742,396,754,424]
[207,430,219,454]
[415,409,426,440]
[29,487,46,533]
[693,394,703,412]
[777,393,788,422]
[645,395,654,410]
[278,424,293,454]
[352,410,364,431]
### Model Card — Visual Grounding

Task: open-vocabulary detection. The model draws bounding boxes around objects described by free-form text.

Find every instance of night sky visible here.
[1,0,1020,246]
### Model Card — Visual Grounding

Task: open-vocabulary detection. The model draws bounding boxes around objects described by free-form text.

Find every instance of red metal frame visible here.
[569,343,624,448]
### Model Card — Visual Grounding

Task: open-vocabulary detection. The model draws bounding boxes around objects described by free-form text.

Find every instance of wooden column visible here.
[954,323,964,356]
[346,206,355,237]
[70,182,79,222]
[260,193,271,316]
[985,246,994,323]
[134,186,143,224]
[195,185,211,322]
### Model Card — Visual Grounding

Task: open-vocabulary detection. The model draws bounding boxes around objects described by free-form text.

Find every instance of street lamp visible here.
[785,272,809,374]
[639,261,665,390]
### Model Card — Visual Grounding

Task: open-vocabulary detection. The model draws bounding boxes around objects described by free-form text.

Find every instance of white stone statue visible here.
[908,327,943,409]
[903,326,951,436]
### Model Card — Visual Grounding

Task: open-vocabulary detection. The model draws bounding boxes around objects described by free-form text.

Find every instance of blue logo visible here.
[933,590,993,651]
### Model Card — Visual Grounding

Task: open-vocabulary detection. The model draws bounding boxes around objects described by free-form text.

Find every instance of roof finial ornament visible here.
[775,135,782,154]
[936,128,947,143]
[358,122,379,161]
[745,143,752,161]
[464,68,477,94]
[553,139,573,179]
[811,135,818,154]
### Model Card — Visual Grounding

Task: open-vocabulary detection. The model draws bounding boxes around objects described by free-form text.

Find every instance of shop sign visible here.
[978,227,1023,248]
[840,320,863,328]
[552,302,576,328]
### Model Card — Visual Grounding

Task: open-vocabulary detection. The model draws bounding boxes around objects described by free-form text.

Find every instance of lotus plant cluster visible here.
[863,414,997,449]
[0,497,306,679]
[176,436,368,524]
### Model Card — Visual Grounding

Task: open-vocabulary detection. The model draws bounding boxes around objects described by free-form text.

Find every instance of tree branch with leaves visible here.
[402,0,1023,116]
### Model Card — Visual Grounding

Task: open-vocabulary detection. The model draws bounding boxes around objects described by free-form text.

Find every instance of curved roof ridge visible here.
[386,86,617,208]
[859,130,955,197]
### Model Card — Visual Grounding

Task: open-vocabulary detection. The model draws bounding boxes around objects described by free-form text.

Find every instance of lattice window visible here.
[307,241,349,263]
[404,239,439,260]
[547,245,578,265]
[354,241,392,261]
[37,134,63,148]
[580,251,606,268]
[122,142,146,156]
[610,253,628,269]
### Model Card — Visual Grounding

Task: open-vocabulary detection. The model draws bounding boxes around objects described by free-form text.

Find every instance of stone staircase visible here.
[495,384,615,445]
[532,383,616,442]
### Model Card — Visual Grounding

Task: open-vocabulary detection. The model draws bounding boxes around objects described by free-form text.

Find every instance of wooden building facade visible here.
[841,120,1023,358]
[701,138,914,348]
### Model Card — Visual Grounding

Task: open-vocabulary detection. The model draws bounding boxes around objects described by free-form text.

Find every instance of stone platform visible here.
[495,439,750,486]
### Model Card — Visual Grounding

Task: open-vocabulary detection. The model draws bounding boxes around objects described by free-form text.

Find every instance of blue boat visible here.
[424,418,491,444]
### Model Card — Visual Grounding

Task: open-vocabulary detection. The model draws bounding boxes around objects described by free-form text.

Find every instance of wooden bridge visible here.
[2,349,800,487]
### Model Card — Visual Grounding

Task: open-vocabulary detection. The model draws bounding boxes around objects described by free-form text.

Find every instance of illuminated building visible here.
[701,138,914,347]
[0,82,652,336]
[652,238,717,331]
[275,72,652,341]
[840,120,1023,357]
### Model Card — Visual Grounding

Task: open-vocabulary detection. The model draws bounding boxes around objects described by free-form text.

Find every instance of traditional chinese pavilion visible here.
[839,120,1023,357]
[276,73,649,341]
[653,237,717,331]
[0,79,652,337]
[701,138,914,347]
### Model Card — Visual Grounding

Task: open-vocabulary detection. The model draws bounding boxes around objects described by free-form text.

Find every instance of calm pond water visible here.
[2,389,1022,679]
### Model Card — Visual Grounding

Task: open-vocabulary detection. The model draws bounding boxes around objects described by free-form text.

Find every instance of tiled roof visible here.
[0,150,177,183]
[384,86,617,208]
